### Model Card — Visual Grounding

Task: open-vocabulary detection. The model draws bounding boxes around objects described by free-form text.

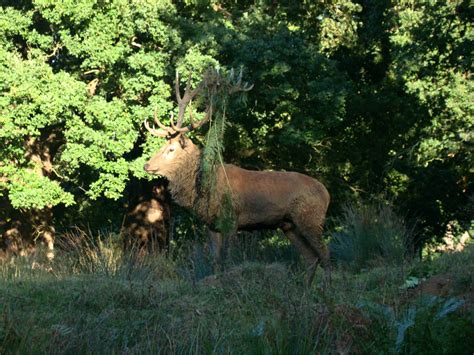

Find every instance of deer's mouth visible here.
[143,164,159,174]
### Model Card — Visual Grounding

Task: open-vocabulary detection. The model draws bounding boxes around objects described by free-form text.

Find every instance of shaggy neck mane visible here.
[166,147,202,210]
[164,143,226,224]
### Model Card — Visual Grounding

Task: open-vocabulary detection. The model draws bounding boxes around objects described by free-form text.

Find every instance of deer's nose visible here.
[143,164,149,172]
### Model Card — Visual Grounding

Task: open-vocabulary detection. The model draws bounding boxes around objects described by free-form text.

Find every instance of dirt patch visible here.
[408,273,473,313]
[417,274,457,297]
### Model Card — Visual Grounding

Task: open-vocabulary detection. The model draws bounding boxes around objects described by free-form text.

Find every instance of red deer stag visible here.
[143,72,331,286]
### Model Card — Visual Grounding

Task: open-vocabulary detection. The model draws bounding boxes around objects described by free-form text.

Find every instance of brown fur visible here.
[144,136,331,286]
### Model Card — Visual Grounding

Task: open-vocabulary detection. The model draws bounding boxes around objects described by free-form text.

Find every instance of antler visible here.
[174,72,205,128]
[144,68,253,138]
[228,67,254,94]
[144,110,175,137]
[168,71,210,134]
[144,72,207,137]
[172,68,252,133]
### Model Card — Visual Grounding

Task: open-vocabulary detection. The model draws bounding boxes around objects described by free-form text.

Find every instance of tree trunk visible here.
[0,131,61,258]
[0,199,54,258]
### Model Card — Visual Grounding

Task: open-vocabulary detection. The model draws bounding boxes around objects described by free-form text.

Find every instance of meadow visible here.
[1,230,472,354]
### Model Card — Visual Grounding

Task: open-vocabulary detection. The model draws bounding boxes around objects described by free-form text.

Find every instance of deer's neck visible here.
[167,149,201,210]
[166,148,227,225]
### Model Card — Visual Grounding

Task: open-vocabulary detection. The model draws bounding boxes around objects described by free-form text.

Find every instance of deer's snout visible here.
[143,163,150,172]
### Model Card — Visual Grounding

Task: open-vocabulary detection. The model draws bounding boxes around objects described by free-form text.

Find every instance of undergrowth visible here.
[0,231,472,354]
[330,201,413,272]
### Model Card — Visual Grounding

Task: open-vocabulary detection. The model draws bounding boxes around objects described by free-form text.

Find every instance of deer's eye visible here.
[168,147,175,153]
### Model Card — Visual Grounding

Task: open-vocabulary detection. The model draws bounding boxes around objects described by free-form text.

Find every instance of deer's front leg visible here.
[208,225,238,271]
[208,230,223,269]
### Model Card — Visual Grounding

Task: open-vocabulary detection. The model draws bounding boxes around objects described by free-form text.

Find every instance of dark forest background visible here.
[0,0,472,254]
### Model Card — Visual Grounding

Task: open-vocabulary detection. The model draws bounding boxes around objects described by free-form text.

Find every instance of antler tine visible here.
[242,82,254,91]
[174,71,182,104]
[169,112,179,131]
[194,105,212,130]
[173,104,212,134]
[235,68,242,86]
[144,119,165,137]
[188,100,195,126]
[144,110,175,138]
[228,67,254,94]
[176,73,193,127]
[174,71,205,128]
[153,110,173,132]
[144,122,167,137]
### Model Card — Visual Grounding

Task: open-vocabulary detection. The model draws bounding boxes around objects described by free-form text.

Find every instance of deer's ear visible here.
[179,135,187,148]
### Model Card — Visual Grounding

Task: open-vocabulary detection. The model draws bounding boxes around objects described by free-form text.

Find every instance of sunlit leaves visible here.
[7,170,75,209]
[390,1,473,167]
[0,1,179,209]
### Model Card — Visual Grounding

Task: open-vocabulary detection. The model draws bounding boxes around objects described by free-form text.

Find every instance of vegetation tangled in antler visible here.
[199,68,253,234]
[145,68,253,235]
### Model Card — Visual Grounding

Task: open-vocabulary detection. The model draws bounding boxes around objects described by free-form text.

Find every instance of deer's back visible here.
[220,164,329,228]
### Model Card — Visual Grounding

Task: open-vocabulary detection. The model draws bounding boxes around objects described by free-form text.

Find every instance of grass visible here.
[0,232,473,354]
[330,201,412,272]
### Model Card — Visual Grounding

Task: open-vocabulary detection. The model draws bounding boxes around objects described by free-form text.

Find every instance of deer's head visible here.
[143,69,253,178]
[143,72,209,177]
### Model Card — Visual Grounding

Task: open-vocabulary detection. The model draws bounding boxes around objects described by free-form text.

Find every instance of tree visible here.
[0,1,216,253]
[388,0,473,241]
[1,0,471,254]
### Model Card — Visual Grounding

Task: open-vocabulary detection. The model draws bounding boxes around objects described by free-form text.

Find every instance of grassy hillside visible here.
[0,235,473,354]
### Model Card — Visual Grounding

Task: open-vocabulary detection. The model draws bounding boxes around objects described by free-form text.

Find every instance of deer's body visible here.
[145,137,331,285]
[221,165,330,230]
[143,69,331,286]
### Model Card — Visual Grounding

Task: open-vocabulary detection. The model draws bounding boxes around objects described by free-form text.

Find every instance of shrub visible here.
[330,201,411,271]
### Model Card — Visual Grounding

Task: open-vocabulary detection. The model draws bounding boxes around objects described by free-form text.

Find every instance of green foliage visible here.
[0,0,211,226]
[2,2,472,350]
[385,1,473,239]
[0,47,82,208]
[212,191,236,236]
[410,239,474,294]
[358,295,472,354]
[7,170,74,209]
[199,68,235,194]
[330,201,411,271]
[390,1,473,167]
[0,0,471,249]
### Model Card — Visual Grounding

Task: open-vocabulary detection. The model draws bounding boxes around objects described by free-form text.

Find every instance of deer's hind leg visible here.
[283,226,320,286]
[291,201,331,286]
